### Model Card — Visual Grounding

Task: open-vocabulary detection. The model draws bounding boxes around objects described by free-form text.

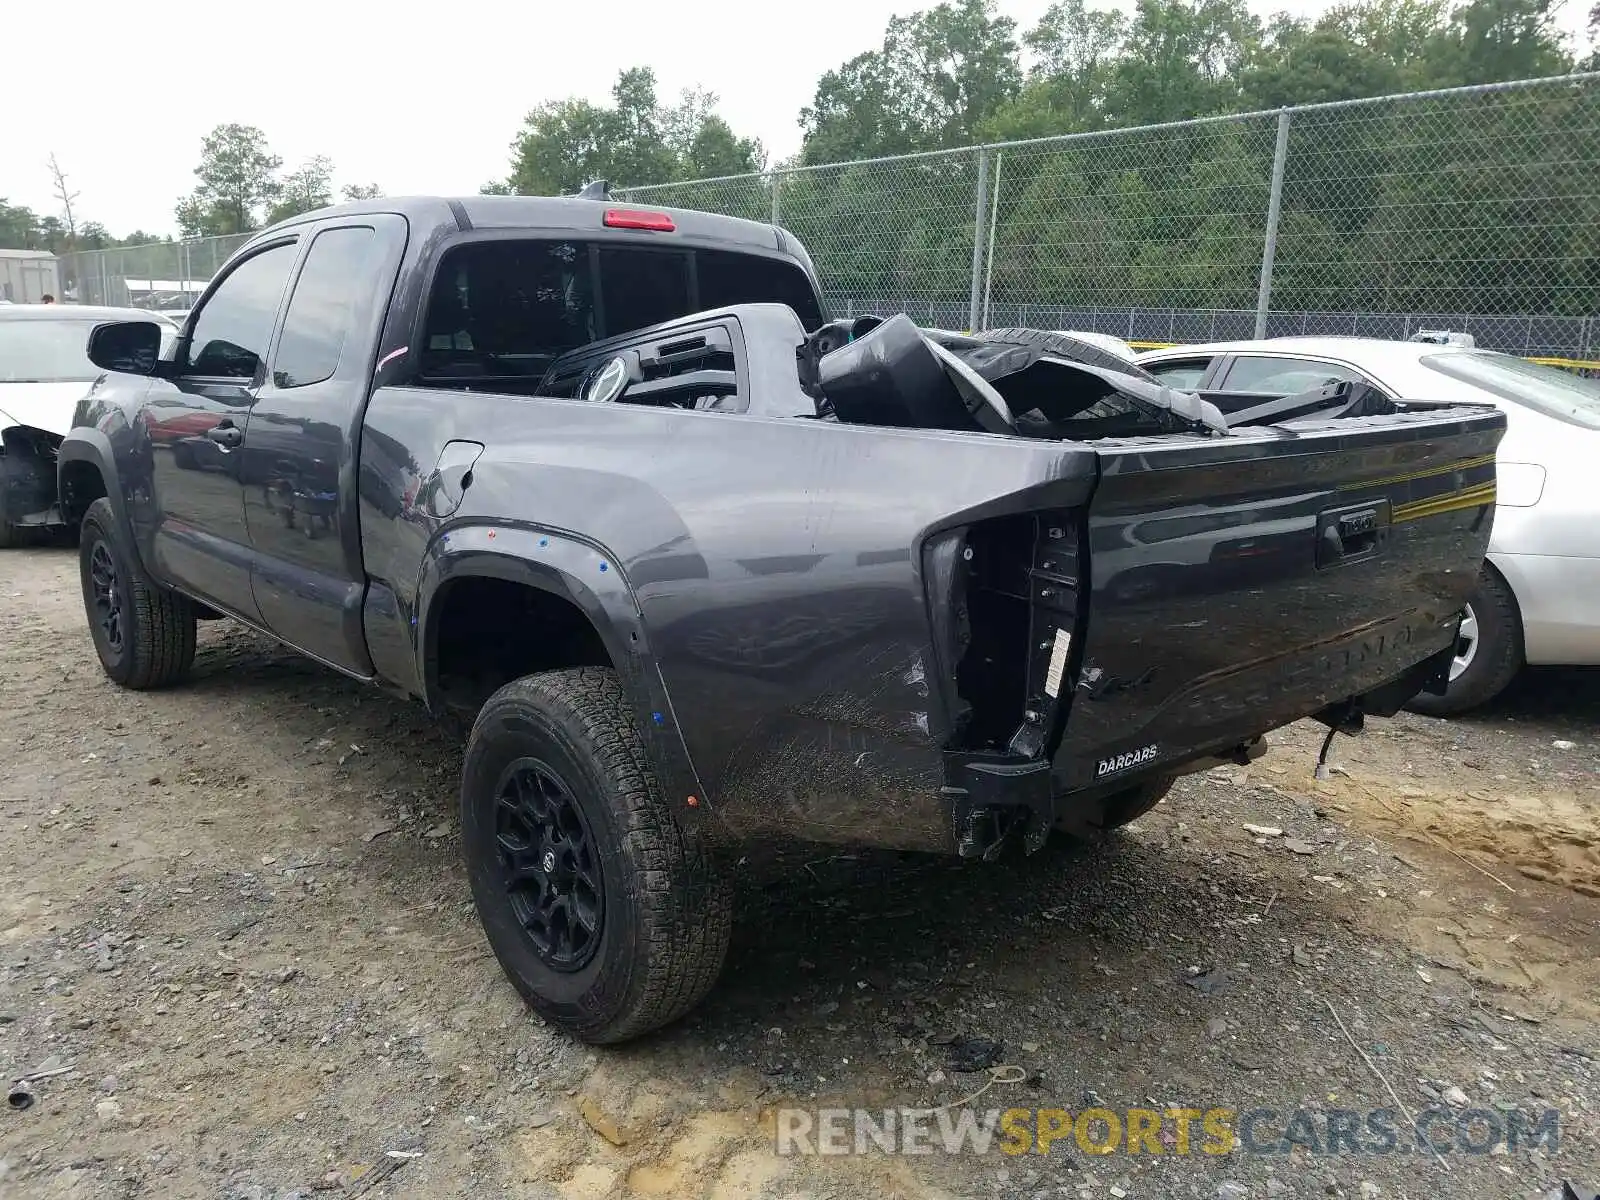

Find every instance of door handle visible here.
[206,424,242,448]
[1315,501,1389,569]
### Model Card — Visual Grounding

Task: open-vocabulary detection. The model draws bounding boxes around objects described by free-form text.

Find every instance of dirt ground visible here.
[1,544,1596,1200]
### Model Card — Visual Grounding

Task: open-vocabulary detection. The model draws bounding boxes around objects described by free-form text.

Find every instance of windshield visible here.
[0,318,101,384]
[1422,351,1600,430]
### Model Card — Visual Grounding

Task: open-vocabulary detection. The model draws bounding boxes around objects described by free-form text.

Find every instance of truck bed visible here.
[359,304,1505,855]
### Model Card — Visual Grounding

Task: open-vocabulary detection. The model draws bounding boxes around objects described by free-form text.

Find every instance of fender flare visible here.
[56,429,146,571]
[414,522,715,830]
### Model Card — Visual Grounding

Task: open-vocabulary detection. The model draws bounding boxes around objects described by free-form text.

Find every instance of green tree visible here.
[682,116,766,178]
[267,155,335,224]
[1320,0,1453,87]
[175,123,282,237]
[1027,0,1126,123]
[982,0,1125,140]
[799,51,920,163]
[606,67,679,185]
[800,0,1022,163]
[505,68,761,193]
[341,182,384,201]
[663,87,766,178]
[0,200,41,250]
[1240,20,1402,108]
[1103,0,1261,126]
[1436,0,1573,84]
[78,220,111,250]
[509,96,632,195]
[35,216,67,253]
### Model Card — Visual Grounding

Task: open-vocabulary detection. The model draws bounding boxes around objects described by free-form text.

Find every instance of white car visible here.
[1134,335,1600,714]
[0,305,178,546]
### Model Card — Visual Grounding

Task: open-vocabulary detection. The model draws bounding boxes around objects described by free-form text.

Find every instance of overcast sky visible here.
[4,0,1593,237]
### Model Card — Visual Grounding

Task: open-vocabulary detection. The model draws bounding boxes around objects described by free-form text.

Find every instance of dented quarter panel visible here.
[359,382,1099,850]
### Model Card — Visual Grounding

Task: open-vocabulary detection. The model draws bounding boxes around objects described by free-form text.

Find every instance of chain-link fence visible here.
[621,73,1600,364]
[55,74,1600,364]
[58,233,251,311]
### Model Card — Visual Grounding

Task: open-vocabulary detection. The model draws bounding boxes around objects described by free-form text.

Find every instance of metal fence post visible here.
[770,171,782,227]
[968,148,991,333]
[1254,108,1292,339]
[981,151,1004,332]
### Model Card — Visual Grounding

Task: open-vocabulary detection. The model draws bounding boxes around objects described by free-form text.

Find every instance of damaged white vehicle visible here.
[1,305,178,546]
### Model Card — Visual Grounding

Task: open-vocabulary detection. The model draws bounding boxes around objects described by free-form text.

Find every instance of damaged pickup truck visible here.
[58,194,1505,1043]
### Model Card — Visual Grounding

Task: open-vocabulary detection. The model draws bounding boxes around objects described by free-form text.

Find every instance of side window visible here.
[183,242,297,378]
[272,227,379,388]
[1221,355,1363,395]
[1144,357,1213,390]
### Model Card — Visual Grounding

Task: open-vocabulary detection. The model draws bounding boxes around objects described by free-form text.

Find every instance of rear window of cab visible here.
[418,240,823,383]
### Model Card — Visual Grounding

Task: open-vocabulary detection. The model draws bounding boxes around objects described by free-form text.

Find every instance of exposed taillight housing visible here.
[925,511,1084,760]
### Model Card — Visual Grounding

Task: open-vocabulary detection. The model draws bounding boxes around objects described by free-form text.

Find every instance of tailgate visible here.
[1051,407,1503,791]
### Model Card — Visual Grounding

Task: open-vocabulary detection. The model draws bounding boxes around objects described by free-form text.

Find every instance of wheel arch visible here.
[415,523,713,829]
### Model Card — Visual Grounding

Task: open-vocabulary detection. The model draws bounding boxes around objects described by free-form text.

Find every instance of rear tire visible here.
[979,327,1152,379]
[1407,564,1523,716]
[460,667,732,1044]
[78,498,196,688]
[1097,775,1175,830]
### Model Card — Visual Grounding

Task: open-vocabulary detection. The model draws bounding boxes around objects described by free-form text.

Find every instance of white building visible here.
[0,249,61,303]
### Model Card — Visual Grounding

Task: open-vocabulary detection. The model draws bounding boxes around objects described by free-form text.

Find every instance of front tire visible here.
[78,498,196,688]
[460,668,731,1044]
[1407,565,1523,716]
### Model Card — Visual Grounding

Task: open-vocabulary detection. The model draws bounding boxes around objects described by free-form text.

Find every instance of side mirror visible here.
[87,320,165,376]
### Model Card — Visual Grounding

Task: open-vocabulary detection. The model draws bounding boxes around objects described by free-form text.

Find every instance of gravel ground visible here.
[2,544,1597,1200]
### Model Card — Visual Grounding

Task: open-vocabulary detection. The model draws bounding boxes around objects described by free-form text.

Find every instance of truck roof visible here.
[256,195,797,255]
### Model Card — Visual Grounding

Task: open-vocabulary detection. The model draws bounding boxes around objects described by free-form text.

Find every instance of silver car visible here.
[1135,335,1600,714]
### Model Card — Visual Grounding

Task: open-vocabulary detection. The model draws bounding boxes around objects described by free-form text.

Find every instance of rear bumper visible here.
[937,617,1457,854]
[1493,552,1600,666]
[943,734,1269,841]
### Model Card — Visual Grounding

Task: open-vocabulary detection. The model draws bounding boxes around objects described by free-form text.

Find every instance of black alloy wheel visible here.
[495,758,605,971]
[88,541,126,660]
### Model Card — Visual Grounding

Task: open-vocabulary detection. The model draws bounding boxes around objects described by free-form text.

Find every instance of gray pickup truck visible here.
[59,194,1503,1043]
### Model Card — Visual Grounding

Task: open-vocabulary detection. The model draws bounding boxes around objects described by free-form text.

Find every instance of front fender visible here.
[414,522,716,836]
